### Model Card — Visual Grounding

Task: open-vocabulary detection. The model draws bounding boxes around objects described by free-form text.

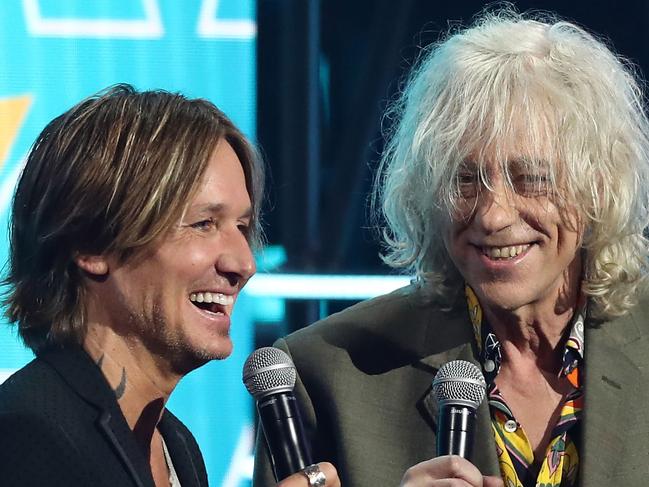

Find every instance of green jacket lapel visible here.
[418,303,501,477]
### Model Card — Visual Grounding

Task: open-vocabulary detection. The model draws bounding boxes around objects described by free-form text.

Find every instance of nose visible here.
[472,184,518,234]
[216,227,257,287]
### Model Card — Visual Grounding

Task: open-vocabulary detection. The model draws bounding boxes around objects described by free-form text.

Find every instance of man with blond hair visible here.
[0,84,339,487]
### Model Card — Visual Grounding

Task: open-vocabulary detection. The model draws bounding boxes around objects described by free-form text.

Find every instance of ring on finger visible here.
[302,463,326,487]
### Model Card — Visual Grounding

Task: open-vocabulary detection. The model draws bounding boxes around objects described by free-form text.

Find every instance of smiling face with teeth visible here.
[443,152,584,315]
[81,139,256,374]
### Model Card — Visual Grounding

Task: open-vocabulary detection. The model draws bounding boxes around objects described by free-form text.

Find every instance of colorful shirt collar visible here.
[465,285,585,388]
[464,285,585,487]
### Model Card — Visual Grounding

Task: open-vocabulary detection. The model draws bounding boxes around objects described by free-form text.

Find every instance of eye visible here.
[190,217,217,231]
[514,173,550,196]
[456,171,479,198]
[238,221,252,240]
[457,172,476,183]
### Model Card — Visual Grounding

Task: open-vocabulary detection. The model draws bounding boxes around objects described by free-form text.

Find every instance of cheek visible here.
[160,243,207,272]
[441,223,466,271]
[441,221,454,254]
[557,226,583,257]
[449,202,475,227]
[544,205,583,250]
[443,216,467,245]
[184,248,215,272]
[518,205,558,241]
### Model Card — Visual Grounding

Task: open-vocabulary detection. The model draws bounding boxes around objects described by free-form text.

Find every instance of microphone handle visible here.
[436,404,477,458]
[258,391,313,481]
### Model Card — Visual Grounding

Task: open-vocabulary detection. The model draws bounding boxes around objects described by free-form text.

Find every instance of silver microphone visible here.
[243,346,296,399]
[243,347,313,481]
[432,360,487,458]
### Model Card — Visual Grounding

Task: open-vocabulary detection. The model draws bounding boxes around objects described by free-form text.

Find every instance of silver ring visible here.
[302,464,326,487]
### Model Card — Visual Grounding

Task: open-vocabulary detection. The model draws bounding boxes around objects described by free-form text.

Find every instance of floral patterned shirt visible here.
[465,286,585,487]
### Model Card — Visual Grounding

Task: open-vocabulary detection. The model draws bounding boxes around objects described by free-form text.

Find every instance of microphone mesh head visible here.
[432,360,486,409]
[242,347,296,399]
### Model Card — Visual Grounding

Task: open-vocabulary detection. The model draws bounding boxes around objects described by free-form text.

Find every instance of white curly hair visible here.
[375,7,649,319]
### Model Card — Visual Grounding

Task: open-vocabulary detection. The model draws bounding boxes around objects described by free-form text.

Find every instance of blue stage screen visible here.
[0,1,257,485]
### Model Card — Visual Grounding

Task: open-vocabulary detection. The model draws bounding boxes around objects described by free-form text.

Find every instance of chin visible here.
[194,337,234,361]
[473,283,536,312]
[170,340,233,374]
[177,351,229,376]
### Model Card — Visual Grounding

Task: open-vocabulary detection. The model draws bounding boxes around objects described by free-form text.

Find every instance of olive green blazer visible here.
[252,285,649,486]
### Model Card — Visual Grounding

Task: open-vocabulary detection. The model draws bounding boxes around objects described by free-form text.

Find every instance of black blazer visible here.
[0,347,208,487]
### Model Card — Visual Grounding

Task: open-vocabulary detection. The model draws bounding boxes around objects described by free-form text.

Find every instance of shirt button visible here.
[484,359,496,372]
[504,420,518,433]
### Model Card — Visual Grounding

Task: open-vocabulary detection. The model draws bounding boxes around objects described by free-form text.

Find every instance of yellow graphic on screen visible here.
[0,95,32,170]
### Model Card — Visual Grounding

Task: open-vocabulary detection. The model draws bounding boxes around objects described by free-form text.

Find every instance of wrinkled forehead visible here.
[456,104,563,176]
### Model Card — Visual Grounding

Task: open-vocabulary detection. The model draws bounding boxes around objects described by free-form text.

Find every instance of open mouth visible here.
[481,244,531,261]
[189,292,234,315]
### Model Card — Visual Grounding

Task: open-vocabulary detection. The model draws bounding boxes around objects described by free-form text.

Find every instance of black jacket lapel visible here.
[97,410,152,487]
[41,347,155,487]
[159,411,205,487]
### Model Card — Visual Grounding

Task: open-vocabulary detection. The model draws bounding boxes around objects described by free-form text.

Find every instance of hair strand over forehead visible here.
[374,6,649,319]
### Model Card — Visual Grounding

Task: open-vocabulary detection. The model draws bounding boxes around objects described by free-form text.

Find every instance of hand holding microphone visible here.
[400,456,503,487]
[243,347,340,487]
[400,360,502,487]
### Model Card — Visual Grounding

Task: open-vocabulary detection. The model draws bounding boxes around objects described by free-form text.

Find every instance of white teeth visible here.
[189,292,234,305]
[483,244,530,260]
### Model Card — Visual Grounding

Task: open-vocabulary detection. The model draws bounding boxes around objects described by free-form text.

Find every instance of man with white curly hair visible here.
[253,8,649,487]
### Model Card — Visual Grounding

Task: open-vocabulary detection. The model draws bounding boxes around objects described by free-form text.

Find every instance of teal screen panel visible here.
[0,1,256,485]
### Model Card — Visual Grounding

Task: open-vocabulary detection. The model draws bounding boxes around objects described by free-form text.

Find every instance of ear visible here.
[74,254,109,277]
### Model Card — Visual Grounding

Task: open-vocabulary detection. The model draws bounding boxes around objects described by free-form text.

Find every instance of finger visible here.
[402,477,473,487]
[431,481,474,487]
[482,475,505,487]
[401,456,483,486]
[277,462,340,487]
[317,462,340,487]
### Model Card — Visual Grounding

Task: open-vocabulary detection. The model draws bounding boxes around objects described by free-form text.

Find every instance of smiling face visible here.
[90,139,255,372]
[443,152,583,314]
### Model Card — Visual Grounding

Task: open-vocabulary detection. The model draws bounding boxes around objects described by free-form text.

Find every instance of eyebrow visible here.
[187,203,252,219]
[459,156,549,169]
